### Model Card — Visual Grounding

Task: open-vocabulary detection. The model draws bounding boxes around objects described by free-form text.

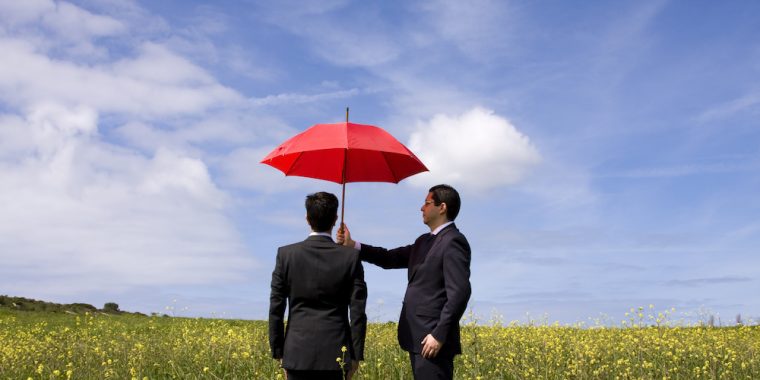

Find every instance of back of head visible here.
[305,192,339,232]
[429,184,461,221]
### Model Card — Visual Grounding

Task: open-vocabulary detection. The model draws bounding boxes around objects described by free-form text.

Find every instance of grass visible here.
[1,308,759,379]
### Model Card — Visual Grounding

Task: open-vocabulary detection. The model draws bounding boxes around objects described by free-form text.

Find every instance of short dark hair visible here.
[305,192,339,232]
[429,184,461,221]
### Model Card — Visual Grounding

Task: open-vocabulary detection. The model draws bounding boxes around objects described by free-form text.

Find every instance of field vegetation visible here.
[1,303,759,379]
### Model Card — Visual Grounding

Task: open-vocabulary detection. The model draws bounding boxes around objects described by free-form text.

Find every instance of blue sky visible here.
[1,0,758,325]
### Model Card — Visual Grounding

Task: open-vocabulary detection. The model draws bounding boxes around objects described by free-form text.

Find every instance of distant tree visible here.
[103,302,120,312]
[71,303,97,312]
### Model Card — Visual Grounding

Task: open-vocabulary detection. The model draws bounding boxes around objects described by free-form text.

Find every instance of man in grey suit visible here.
[338,184,471,380]
[269,192,367,380]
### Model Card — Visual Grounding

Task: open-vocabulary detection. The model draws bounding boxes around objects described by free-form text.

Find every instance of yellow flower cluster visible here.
[454,309,760,379]
[1,308,758,379]
[0,310,277,379]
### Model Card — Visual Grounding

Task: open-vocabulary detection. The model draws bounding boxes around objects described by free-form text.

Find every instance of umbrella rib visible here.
[380,151,401,183]
[343,122,350,184]
[283,152,304,176]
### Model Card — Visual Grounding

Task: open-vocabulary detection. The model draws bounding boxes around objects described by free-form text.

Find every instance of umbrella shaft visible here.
[340,182,345,228]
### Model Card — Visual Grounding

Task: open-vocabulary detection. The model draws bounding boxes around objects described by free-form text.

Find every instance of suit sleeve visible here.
[268,250,287,359]
[350,258,368,360]
[431,234,471,344]
[360,243,413,269]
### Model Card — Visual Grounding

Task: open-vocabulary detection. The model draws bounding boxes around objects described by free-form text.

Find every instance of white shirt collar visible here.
[309,231,332,238]
[431,221,454,235]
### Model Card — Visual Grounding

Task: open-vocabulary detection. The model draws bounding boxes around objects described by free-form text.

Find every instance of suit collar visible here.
[431,221,455,235]
[306,234,334,243]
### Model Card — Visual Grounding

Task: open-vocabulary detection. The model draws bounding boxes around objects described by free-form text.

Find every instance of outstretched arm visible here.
[338,224,412,269]
[360,243,413,269]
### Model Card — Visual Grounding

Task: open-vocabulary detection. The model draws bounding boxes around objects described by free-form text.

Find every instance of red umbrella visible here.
[260,109,428,225]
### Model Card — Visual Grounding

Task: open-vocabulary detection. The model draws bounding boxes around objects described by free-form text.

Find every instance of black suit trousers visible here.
[409,352,454,380]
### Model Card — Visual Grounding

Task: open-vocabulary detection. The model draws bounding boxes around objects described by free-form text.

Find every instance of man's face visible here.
[420,192,443,227]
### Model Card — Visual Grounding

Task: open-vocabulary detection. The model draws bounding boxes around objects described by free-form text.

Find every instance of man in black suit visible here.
[269,192,367,380]
[338,184,471,379]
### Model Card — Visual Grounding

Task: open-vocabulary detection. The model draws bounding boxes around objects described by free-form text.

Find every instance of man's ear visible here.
[440,202,448,216]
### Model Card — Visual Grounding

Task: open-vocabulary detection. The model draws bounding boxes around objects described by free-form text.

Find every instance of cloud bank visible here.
[407,107,541,191]
[0,1,255,300]
[0,103,255,297]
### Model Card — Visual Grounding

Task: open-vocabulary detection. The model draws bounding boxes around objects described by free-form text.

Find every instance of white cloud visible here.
[407,107,541,191]
[114,119,243,154]
[0,4,274,302]
[0,0,124,37]
[111,43,216,85]
[0,0,56,25]
[259,2,400,67]
[0,0,127,59]
[0,37,241,118]
[217,147,316,193]
[42,1,126,39]
[28,102,98,137]
[0,104,254,297]
[138,148,225,203]
[112,108,284,156]
[417,0,513,59]
[311,30,400,67]
[249,88,360,107]
[221,44,282,82]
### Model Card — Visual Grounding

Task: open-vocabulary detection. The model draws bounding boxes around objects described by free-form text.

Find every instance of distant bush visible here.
[103,302,120,313]
[71,303,97,310]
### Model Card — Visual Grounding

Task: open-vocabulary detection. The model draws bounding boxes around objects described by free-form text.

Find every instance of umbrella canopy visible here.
[260,122,428,184]
[261,116,428,226]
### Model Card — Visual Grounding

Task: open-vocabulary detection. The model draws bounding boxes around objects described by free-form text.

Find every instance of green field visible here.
[1,308,759,379]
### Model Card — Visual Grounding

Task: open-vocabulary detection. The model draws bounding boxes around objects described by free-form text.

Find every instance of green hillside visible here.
[0,295,144,316]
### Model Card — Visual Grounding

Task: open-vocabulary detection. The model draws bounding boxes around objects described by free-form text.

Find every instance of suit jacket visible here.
[360,223,471,358]
[269,235,367,370]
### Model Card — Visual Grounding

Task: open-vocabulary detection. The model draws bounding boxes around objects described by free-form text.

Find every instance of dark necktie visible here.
[411,234,436,268]
[420,233,436,254]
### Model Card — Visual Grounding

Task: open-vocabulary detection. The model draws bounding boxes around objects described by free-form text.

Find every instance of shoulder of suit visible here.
[440,225,469,244]
[437,223,462,236]
[277,241,308,256]
[278,241,302,250]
